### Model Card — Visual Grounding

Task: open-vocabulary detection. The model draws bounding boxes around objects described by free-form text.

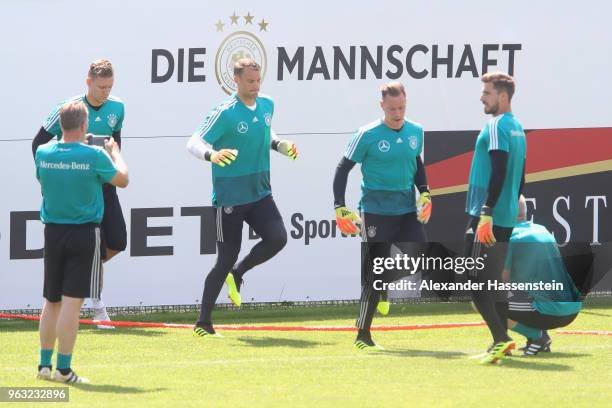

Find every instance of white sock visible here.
[91,298,105,310]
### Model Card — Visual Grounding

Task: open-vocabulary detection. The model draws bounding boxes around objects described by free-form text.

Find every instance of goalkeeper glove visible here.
[210,149,238,167]
[476,205,496,247]
[277,140,298,160]
[416,191,432,224]
[335,206,361,235]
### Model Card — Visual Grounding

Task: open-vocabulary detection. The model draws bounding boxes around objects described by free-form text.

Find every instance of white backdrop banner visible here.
[1,0,611,308]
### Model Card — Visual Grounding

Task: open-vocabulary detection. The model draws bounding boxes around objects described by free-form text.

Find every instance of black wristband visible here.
[418,185,430,194]
[480,205,492,216]
[204,151,212,161]
[271,140,280,151]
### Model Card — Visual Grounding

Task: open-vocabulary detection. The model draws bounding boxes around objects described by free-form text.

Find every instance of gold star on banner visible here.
[258,19,268,32]
[244,12,254,24]
[229,12,239,25]
[215,19,224,32]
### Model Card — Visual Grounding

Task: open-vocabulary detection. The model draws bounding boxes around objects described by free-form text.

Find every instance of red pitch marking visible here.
[0,313,485,331]
[557,330,612,336]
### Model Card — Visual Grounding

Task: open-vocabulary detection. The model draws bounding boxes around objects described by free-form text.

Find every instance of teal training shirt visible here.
[35,142,117,224]
[195,93,273,207]
[466,112,526,227]
[43,94,125,138]
[505,221,582,316]
[345,118,423,215]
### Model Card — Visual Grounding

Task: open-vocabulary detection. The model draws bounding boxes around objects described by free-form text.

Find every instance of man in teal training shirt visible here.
[187,58,298,337]
[35,101,129,383]
[504,196,582,356]
[463,72,526,364]
[332,82,432,350]
[33,59,127,328]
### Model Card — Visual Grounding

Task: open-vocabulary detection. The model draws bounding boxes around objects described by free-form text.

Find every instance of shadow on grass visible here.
[71,384,167,394]
[499,358,573,371]
[379,349,467,359]
[530,351,591,359]
[236,336,333,348]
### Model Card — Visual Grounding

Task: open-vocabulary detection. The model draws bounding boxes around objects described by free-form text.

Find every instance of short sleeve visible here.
[95,149,118,183]
[488,117,510,152]
[262,96,274,127]
[34,150,41,181]
[197,107,227,145]
[114,104,125,131]
[417,126,424,156]
[262,94,274,116]
[42,102,64,138]
[344,129,368,163]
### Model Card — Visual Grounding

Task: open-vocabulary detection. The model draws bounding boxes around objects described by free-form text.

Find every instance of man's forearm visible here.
[186,132,213,161]
[270,129,281,151]
[414,156,429,193]
[111,151,128,175]
[484,150,508,208]
[333,157,356,207]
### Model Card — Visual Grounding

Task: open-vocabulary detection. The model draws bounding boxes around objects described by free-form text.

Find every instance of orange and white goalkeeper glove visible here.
[476,205,496,247]
[416,192,432,224]
[335,206,361,235]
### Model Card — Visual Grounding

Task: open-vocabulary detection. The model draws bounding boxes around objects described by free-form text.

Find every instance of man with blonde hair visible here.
[33,59,127,328]
[35,100,128,383]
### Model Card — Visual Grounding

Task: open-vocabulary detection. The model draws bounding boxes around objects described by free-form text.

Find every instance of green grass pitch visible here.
[1,298,611,407]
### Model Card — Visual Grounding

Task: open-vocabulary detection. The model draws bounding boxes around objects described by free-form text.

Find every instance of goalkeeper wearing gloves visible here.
[464,72,526,364]
[186,58,298,337]
[333,82,431,350]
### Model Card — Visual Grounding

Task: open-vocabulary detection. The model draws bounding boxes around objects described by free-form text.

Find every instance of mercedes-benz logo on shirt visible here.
[378,140,390,152]
[237,121,249,134]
